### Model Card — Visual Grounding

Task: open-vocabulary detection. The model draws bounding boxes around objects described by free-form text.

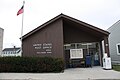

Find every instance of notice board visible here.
[70,49,83,59]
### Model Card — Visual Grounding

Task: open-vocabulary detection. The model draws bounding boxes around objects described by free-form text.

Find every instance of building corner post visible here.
[104,36,110,57]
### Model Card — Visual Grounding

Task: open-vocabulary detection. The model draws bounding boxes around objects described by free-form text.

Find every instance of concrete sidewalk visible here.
[0,66,120,80]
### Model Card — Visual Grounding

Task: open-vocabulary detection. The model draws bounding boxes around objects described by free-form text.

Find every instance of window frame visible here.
[116,43,120,55]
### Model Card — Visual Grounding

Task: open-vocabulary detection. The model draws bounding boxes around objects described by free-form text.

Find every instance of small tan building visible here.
[22,14,110,68]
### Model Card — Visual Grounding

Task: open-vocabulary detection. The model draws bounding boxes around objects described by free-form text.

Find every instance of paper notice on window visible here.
[70,49,83,59]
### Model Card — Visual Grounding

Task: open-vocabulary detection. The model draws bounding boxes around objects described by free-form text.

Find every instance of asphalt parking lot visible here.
[0,66,120,80]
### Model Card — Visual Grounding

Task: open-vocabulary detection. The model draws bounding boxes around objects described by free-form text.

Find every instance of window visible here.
[4,51,5,54]
[116,43,120,55]
[64,44,71,50]
[71,44,75,49]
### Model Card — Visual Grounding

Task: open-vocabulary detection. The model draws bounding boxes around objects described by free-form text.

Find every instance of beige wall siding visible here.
[108,20,120,63]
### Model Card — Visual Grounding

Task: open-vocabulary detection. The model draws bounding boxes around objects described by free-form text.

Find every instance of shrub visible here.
[0,57,64,73]
[112,65,120,71]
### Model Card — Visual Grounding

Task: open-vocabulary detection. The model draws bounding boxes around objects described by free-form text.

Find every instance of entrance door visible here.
[64,42,100,68]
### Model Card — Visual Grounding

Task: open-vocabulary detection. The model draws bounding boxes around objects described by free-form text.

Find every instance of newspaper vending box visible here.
[103,54,112,70]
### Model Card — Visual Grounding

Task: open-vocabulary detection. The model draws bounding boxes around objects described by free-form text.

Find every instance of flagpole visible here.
[21,1,25,55]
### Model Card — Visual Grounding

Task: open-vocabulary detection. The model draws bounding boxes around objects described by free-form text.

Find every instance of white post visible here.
[21,1,25,56]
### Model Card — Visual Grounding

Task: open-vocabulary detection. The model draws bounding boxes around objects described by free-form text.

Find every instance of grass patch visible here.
[112,65,120,71]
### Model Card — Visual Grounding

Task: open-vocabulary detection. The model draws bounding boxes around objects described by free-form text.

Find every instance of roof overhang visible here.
[22,13,109,40]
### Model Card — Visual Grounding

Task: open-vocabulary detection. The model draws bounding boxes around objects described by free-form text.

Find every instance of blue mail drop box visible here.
[86,55,92,67]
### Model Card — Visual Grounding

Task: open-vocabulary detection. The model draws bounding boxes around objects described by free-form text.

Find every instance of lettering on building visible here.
[33,43,52,54]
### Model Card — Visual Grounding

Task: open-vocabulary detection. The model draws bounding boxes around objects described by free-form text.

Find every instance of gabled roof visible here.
[22,13,109,40]
[3,47,20,52]
[107,20,120,31]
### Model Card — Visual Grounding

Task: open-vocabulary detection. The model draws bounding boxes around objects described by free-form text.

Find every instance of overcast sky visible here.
[0,0,120,49]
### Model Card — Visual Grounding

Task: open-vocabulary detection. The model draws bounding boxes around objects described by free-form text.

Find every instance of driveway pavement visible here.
[0,66,120,80]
